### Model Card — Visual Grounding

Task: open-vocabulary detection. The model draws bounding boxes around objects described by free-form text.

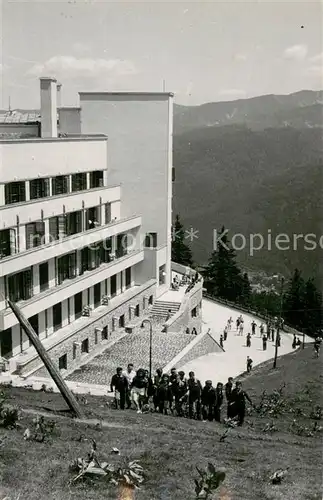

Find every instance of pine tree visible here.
[204,226,249,302]
[303,278,323,335]
[283,269,306,330]
[171,214,193,267]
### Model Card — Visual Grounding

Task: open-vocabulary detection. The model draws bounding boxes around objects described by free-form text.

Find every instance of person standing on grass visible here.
[251,320,257,335]
[156,374,173,415]
[225,377,234,418]
[229,381,252,426]
[110,367,128,410]
[131,368,148,414]
[123,363,136,409]
[174,371,188,416]
[214,382,224,422]
[246,332,251,348]
[201,380,216,422]
[153,368,163,411]
[185,371,202,420]
[246,356,253,373]
[262,334,267,351]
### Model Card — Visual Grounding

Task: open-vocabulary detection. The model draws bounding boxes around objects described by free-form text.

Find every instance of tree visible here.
[203,226,250,302]
[283,269,306,330]
[302,278,323,335]
[171,214,193,267]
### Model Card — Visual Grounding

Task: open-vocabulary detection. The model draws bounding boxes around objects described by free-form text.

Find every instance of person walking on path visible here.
[220,334,224,349]
[292,334,297,349]
[223,325,228,341]
[262,334,267,351]
[227,317,233,331]
[260,323,264,337]
[246,332,251,347]
[246,356,253,373]
[239,323,244,336]
[251,321,257,335]
[271,327,275,342]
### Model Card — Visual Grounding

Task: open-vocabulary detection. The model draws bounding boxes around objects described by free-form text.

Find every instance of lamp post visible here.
[141,319,153,378]
[273,277,284,369]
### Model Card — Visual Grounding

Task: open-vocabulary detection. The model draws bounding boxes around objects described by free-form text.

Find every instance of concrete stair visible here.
[151,300,181,321]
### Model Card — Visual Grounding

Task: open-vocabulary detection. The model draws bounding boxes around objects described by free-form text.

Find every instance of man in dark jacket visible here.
[201,380,216,421]
[225,377,234,417]
[186,371,202,420]
[229,381,252,426]
[214,382,224,422]
[110,367,128,410]
[157,374,173,415]
[173,371,187,416]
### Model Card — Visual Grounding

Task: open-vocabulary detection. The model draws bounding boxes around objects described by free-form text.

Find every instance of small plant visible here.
[0,393,20,429]
[310,405,322,420]
[24,415,58,442]
[69,441,145,489]
[194,463,225,499]
[101,295,110,306]
[82,306,92,317]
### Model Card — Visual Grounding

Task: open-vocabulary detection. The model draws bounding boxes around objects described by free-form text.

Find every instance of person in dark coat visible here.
[292,334,296,349]
[153,368,163,411]
[229,381,252,426]
[262,334,267,351]
[186,371,202,420]
[110,367,128,410]
[214,382,224,422]
[271,327,275,342]
[225,377,234,417]
[131,368,148,413]
[144,369,154,405]
[192,327,198,335]
[223,326,228,341]
[246,333,251,347]
[173,371,187,416]
[251,321,257,335]
[219,335,224,348]
[157,374,173,415]
[246,356,253,373]
[201,380,216,421]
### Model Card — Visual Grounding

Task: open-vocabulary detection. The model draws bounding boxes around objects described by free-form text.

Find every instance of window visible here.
[59,354,67,370]
[116,233,127,258]
[135,304,140,317]
[53,303,62,332]
[52,175,69,196]
[0,328,12,358]
[39,262,49,292]
[102,326,108,340]
[7,269,33,302]
[172,167,175,182]
[5,182,26,205]
[110,275,117,298]
[191,307,197,318]
[71,172,87,192]
[125,267,131,289]
[0,229,16,259]
[86,207,100,230]
[80,246,100,275]
[105,203,111,224]
[30,178,50,200]
[74,292,83,320]
[25,221,45,249]
[49,215,67,241]
[99,240,111,264]
[66,211,82,236]
[149,295,153,305]
[89,170,104,188]
[81,338,89,353]
[56,252,76,285]
[119,315,125,328]
[28,314,39,336]
[145,232,157,248]
[94,283,101,308]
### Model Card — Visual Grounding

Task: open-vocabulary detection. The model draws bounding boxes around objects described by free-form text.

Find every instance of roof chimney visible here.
[57,82,62,108]
[40,77,57,138]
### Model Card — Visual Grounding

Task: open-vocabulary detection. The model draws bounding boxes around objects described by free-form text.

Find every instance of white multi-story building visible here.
[0,77,174,375]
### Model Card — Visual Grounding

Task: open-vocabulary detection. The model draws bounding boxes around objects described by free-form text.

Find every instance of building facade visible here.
[0,77,174,376]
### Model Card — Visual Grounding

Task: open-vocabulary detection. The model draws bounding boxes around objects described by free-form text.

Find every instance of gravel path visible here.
[66,331,193,385]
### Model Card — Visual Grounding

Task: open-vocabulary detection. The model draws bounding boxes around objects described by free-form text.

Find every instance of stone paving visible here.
[179,298,310,384]
[66,329,193,385]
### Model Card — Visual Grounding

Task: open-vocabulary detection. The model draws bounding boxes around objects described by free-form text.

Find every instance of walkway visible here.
[179,298,310,384]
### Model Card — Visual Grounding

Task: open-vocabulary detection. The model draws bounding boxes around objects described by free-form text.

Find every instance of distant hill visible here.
[173,125,323,284]
[174,90,323,134]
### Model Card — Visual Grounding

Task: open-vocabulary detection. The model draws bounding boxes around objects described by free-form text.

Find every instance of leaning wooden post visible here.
[8,299,83,419]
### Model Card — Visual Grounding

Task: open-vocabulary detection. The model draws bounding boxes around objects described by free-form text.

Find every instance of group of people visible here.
[219,315,282,352]
[110,364,253,426]
[171,271,202,294]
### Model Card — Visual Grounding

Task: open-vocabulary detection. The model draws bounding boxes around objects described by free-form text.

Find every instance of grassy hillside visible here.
[0,345,322,499]
[172,125,323,283]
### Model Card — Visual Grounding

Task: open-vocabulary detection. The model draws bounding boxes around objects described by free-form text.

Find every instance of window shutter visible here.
[9,229,16,255]
[58,216,66,238]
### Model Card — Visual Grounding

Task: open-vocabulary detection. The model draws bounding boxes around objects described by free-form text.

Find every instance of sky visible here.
[0,0,322,109]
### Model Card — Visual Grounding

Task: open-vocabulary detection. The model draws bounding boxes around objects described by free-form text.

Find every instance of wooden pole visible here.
[8,299,83,418]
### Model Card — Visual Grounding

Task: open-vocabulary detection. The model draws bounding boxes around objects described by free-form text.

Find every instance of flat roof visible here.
[0,134,108,144]
[0,112,41,124]
[79,91,174,97]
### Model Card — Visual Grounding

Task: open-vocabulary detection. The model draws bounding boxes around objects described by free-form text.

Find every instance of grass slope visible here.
[0,346,322,500]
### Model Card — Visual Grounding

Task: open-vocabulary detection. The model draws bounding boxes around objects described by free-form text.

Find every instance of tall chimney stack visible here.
[40,77,57,138]
[57,82,62,108]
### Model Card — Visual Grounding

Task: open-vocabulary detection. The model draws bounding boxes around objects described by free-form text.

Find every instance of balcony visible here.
[0,215,141,276]
[0,249,144,331]
[0,184,120,228]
